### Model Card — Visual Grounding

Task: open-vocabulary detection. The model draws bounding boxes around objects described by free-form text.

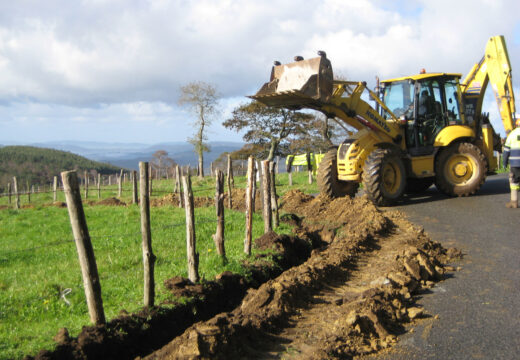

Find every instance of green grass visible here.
[0,203,293,359]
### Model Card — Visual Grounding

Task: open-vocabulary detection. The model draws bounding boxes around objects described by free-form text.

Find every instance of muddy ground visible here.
[144,191,460,359]
[25,190,460,360]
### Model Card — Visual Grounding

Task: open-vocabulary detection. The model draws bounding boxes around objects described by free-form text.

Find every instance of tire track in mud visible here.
[144,192,460,359]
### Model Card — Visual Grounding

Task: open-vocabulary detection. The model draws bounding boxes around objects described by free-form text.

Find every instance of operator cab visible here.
[380,73,463,156]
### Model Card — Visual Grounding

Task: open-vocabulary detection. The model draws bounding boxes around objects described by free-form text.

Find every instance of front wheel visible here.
[362,148,407,206]
[434,142,487,196]
[317,148,359,198]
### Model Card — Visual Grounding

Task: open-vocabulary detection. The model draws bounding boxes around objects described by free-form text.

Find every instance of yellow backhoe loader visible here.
[250,36,516,205]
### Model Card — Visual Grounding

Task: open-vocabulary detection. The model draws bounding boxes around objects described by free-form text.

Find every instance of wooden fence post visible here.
[176,165,183,208]
[269,161,279,228]
[97,174,101,199]
[108,175,112,186]
[261,160,272,233]
[258,160,264,209]
[84,171,89,199]
[53,176,58,202]
[213,170,226,258]
[26,181,30,203]
[210,162,214,177]
[149,175,153,198]
[287,155,294,186]
[307,152,313,184]
[244,156,255,255]
[139,162,156,307]
[227,155,233,208]
[7,182,11,204]
[61,170,106,325]
[132,170,138,204]
[183,174,199,283]
[117,169,123,198]
[13,177,20,209]
[252,165,257,213]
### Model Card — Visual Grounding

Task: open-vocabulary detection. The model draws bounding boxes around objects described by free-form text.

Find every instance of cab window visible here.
[382,80,414,119]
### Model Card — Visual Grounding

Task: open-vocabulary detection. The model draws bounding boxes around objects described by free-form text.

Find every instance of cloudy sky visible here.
[0,0,519,145]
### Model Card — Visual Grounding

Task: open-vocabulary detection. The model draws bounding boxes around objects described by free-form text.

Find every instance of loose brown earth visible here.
[144,191,460,359]
[24,190,460,360]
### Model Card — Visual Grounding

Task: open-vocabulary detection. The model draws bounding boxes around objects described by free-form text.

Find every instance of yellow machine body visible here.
[251,36,516,203]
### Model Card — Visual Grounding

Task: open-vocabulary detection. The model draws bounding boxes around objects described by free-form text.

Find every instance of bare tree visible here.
[178,81,220,178]
[150,150,177,179]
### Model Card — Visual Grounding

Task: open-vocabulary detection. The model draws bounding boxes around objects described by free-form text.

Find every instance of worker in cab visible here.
[503,118,520,208]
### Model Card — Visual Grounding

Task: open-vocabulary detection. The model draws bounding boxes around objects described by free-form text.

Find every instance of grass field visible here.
[0,171,315,359]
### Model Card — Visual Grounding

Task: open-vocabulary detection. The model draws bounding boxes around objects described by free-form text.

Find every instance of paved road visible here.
[369,173,520,359]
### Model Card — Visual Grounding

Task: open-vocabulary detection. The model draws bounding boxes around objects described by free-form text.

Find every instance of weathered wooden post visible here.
[261,160,272,233]
[139,162,156,307]
[210,162,214,177]
[108,175,112,186]
[176,165,183,208]
[252,165,257,213]
[269,161,279,228]
[118,169,123,198]
[97,174,101,199]
[258,160,264,209]
[7,182,11,204]
[227,154,233,208]
[53,176,58,202]
[26,181,30,203]
[244,156,255,255]
[132,170,138,204]
[13,177,20,209]
[149,174,153,198]
[287,155,294,186]
[213,170,226,258]
[183,174,199,283]
[61,170,106,325]
[84,171,89,199]
[307,152,313,184]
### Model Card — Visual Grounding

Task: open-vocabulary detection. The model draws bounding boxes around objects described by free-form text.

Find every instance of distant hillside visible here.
[28,141,245,170]
[0,146,122,190]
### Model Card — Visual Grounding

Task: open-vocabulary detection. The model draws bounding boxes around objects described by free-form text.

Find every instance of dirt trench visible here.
[143,191,460,359]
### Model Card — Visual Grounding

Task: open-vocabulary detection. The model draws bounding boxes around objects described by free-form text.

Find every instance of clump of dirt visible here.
[91,197,126,206]
[150,193,214,208]
[144,191,460,359]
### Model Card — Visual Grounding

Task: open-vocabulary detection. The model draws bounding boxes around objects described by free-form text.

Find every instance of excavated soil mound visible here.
[89,197,126,206]
[145,191,460,359]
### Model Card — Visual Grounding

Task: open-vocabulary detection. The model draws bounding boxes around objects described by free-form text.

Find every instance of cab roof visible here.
[381,73,462,83]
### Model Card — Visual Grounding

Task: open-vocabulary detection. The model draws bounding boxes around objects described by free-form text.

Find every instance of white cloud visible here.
[0,0,518,143]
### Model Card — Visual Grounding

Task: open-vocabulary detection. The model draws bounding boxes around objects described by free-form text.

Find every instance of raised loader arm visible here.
[250,53,403,146]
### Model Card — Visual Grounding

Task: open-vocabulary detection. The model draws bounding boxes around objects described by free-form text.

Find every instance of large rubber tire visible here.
[434,142,487,197]
[362,148,407,206]
[405,177,434,194]
[317,148,359,198]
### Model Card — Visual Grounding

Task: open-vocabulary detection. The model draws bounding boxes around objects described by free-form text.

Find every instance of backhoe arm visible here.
[462,35,516,133]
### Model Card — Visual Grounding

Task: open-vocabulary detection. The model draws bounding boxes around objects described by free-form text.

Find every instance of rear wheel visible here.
[405,177,434,194]
[434,142,487,196]
[317,148,359,198]
[362,148,407,206]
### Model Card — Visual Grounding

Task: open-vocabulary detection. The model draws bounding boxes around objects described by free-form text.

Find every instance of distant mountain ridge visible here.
[23,141,245,170]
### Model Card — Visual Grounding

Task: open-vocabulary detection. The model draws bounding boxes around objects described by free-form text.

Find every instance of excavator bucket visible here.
[250,55,334,108]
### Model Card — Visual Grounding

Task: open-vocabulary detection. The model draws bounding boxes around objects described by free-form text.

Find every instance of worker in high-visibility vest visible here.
[503,118,520,208]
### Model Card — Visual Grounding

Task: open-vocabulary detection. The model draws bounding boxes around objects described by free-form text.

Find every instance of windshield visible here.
[382,80,414,119]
